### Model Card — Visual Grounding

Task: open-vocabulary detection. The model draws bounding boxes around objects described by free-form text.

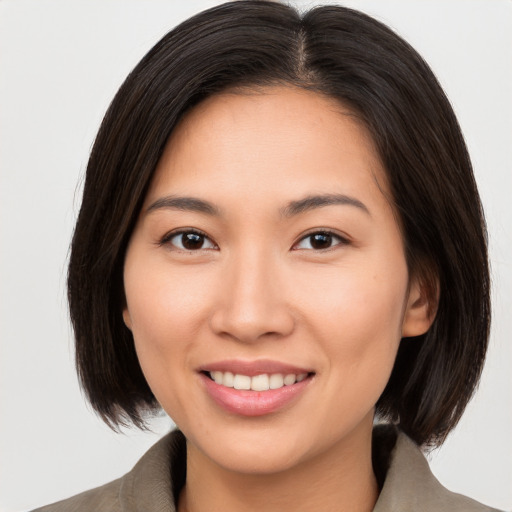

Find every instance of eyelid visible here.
[157,227,349,252]
[292,229,351,251]
[159,228,218,250]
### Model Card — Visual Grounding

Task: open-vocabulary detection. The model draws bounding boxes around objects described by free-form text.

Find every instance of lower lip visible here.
[200,373,312,417]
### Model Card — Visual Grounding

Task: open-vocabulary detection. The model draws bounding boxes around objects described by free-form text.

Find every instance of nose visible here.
[209,251,295,344]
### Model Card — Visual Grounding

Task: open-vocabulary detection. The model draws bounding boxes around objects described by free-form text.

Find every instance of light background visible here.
[0,1,511,511]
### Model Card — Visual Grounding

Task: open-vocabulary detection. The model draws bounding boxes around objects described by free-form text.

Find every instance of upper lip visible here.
[199,359,313,377]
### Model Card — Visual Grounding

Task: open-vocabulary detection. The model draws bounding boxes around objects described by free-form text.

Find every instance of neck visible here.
[178,422,378,512]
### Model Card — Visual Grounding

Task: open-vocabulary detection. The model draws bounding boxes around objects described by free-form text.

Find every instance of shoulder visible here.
[373,425,503,512]
[31,430,186,512]
[32,478,122,512]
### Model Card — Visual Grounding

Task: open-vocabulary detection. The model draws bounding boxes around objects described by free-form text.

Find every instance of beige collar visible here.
[119,426,499,512]
[373,429,498,511]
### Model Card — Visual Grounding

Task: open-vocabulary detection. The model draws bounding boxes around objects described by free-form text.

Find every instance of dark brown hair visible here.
[68,1,490,446]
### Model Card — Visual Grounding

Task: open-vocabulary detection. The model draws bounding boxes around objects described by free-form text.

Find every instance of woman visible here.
[30,1,502,511]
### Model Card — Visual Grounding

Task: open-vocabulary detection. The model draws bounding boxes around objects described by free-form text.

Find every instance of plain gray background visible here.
[1,1,511,511]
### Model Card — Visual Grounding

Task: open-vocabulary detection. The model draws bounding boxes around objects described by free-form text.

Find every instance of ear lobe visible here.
[402,275,438,337]
[123,308,133,331]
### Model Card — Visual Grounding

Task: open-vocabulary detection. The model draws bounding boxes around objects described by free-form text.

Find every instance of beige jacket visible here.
[33,426,501,512]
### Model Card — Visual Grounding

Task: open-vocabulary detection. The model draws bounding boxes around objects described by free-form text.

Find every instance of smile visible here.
[200,361,314,416]
[208,371,308,391]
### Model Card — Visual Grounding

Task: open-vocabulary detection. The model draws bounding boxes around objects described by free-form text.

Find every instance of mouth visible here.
[199,360,315,416]
[204,370,309,391]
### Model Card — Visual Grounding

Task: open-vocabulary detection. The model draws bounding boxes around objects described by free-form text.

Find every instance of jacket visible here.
[33,425,502,512]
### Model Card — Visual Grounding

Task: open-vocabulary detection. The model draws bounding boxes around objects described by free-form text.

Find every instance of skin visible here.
[123,86,434,512]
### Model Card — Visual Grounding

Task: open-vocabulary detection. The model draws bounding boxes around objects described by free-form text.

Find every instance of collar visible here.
[372,425,498,511]
[119,425,498,512]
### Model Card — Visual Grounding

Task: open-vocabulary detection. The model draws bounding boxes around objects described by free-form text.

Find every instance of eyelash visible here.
[159,228,217,251]
[292,230,349,251]
[159,229,349,252]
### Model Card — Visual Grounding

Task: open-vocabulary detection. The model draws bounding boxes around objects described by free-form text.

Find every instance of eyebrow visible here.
[146,196,220,216]
[281,194,370,217]
[146,193,370,218]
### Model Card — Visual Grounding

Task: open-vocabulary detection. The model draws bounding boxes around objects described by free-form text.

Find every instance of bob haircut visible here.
[68,0,490,447]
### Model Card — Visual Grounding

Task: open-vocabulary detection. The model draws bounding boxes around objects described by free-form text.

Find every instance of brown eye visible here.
[164,230,216,251]
[310,233,333,249]
[294,231,347,251]
[181,232,205,250]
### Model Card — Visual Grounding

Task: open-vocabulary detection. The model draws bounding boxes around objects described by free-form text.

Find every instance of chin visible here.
[186,421,308,475]
[212,444,304,475]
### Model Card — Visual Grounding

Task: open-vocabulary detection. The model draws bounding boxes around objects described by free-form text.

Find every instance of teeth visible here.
[283,374,296,386]
[233,374,251,390]
[223,371,234,387]
[269,373,284,389]
[208,371,308,391]
[251,374,270,391]
[211,371,223,384]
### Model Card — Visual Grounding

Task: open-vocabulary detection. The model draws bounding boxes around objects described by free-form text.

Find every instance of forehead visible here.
[146,86,390,212]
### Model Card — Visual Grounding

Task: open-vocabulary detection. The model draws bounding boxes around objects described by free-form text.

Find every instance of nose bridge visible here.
[232,246,274,311]
[210,245,293,342]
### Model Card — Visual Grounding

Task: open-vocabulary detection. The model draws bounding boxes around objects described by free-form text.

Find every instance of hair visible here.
[68,0,490,447]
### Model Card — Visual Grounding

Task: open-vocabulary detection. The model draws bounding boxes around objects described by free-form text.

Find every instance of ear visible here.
[402,274,438,337]
[123,308,133,331]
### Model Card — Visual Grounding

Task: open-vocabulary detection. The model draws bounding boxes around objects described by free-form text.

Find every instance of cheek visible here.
[125,257,212,336]
[296,256,408,376]
[123,258,214,398]
[300,259,406,326]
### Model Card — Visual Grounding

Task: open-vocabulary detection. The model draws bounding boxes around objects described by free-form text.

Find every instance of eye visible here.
[162,230,216,251]
[293,231,348,250]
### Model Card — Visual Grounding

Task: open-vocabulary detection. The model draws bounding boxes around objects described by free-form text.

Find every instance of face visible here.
[123,87,431,475]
